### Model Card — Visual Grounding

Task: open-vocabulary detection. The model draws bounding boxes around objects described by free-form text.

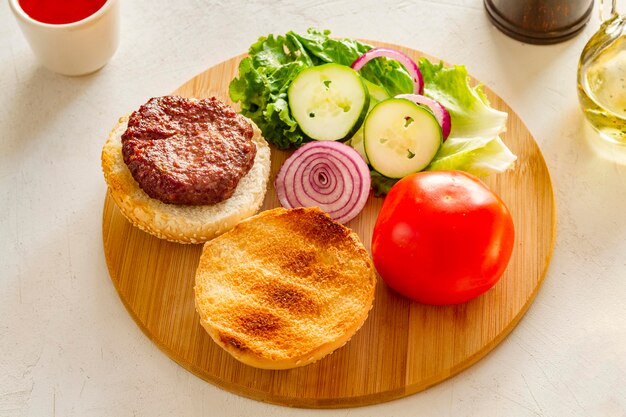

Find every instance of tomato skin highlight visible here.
[371,170,515,305]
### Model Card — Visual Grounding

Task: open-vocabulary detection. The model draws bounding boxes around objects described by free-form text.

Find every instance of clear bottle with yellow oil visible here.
[577,1,626,145]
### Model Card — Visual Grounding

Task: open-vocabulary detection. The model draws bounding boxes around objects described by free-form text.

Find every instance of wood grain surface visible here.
[102,42,556,408]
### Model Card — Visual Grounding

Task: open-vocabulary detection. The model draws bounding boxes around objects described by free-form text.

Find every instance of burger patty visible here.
[121,96,257,205]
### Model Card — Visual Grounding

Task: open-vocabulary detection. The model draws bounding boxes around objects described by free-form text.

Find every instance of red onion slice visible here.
[275,141,371,224]
[351,47,424,95]
[396,93,452,140]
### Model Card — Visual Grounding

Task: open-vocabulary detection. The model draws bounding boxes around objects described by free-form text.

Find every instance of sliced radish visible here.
[351,47,424,95]
[396,93,452,140]
[275,141,371,224]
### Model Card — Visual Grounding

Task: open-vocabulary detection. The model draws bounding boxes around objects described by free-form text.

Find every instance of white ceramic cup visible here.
[9,0,120,76]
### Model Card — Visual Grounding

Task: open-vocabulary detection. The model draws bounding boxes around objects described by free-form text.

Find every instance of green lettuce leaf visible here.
[419,58,508,138]
[229,35,310,149]
[427,136,517,176]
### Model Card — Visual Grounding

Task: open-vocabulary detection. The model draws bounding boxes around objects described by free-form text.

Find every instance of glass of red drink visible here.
[9,0,120,76]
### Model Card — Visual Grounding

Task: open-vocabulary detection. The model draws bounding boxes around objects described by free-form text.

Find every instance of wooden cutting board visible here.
[102,41,556,408]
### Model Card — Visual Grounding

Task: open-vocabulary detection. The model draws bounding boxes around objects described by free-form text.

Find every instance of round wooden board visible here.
[102,41,556,408]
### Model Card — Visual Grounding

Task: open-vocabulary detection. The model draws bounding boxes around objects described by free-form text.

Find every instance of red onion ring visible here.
[275,141,371,224]
[396,93,452,140]
[351,47,424,95]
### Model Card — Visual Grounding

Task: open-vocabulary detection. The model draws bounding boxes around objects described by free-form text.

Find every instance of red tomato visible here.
[372,170,515,305]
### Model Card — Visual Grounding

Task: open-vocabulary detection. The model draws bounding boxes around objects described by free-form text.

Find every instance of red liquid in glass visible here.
[18,0,108,25]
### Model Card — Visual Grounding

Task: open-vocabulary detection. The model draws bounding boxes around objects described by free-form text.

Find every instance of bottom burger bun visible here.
[101,115,271,244]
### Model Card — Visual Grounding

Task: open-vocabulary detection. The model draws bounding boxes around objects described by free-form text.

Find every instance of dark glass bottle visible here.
[484,0,594,44]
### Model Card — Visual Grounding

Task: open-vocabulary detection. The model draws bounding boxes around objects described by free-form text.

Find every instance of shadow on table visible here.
[564,110,626,252]
[581,120,626,166]
[4,64,101,165]
[484,23,581,97]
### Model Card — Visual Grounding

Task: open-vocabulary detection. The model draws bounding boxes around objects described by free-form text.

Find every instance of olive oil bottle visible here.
[578,11,626,145]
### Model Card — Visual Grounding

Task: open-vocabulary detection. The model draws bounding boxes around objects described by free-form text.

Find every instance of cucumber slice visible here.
[364,98,442,178]
[288,63,370,141]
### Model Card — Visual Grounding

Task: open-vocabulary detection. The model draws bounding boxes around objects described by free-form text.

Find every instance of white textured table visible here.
[1,1,625,416]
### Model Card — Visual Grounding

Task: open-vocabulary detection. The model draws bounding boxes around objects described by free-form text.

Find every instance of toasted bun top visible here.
[101,115,271,244]
[194,207,376,369]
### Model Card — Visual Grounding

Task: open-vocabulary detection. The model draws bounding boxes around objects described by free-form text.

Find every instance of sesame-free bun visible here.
[194,207,377,369]
[101,115,271,244]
